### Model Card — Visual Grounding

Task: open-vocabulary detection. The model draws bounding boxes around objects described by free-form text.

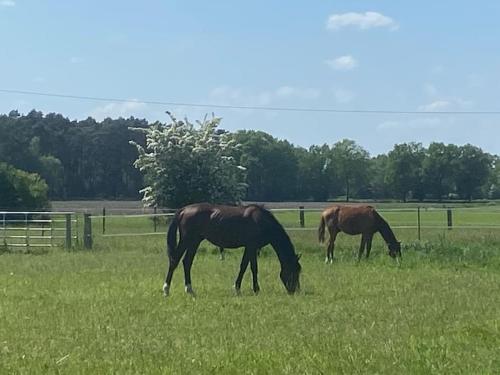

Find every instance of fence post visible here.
[50,215,54,248]
[299,206,305,228]
[25,213,29,251]
[2,213,6,246]
[153,207,158,232]
[417,207,421,241]
[84,213,93,249]
[102,207,106,234]
[75,214,79,245]
[447,209,453,230]
[65,213,72,249]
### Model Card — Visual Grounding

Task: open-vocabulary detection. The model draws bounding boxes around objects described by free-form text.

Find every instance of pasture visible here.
[1,204,500,373]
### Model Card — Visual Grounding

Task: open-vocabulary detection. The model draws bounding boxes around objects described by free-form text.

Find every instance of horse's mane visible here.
[374,210,398,244]
[249,205,298,263]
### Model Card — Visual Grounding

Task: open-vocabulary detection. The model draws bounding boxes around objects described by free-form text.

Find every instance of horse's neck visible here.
[270,230,295,264]
[376,216,397,244]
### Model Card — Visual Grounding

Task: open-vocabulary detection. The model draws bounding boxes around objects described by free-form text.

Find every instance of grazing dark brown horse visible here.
[163,203,302,296]
[318,205,401,263]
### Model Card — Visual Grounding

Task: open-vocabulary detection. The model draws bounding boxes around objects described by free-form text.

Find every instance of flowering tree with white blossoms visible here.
[130,112,247,208]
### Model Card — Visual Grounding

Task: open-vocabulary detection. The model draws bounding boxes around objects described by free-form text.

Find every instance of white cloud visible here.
[332,88,355,103]
[419,100,451,112]
[378,117,445,131]
[325,55,358,71]
[209,85,321,108]
[0,0,15,6]
[275,86,321,100]
[209,86,242,103]
[69,57,83,64]
[90,100,148,120]
[418,98,472,112]
[423,83,438,97]
[326,11,398,31]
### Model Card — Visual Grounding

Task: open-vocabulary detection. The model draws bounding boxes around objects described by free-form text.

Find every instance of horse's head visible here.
[280,254,302,294]
[388,241,402,259]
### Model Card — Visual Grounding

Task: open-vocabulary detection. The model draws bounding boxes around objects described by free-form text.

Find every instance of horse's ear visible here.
[297,253,302,261]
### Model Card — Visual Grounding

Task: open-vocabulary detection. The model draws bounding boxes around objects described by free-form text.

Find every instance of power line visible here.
[1,88,500,115]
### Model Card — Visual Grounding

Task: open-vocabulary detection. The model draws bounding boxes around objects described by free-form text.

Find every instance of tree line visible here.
[0,110,499,208]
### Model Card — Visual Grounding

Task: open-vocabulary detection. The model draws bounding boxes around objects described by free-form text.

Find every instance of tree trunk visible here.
[345,178,350,202]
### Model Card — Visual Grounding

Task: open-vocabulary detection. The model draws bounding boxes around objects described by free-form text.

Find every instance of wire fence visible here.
[86,206,500,247]
[4,206,500,250]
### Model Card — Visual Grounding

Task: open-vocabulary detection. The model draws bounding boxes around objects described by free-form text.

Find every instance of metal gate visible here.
[0,211,77,250]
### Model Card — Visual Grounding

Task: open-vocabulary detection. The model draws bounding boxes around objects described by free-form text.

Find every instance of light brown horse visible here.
[164,203,301,296]
[318,205,401,263]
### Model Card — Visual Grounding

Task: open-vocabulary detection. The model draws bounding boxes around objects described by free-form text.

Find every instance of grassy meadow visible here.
[1,204,500,373]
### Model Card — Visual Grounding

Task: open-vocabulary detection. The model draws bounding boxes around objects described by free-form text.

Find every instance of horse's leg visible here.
[366,234,373,259]
[219,247,225,261]
[357,235,367,262]
[234,248,250,295]
[183,239,202,296]
[249,248,260,294]
[163,238,188,296]
[326,229,338,264]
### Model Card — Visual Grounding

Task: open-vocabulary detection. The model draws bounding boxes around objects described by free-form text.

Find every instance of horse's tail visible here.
[318,215,326,243]
[167,212,179,259]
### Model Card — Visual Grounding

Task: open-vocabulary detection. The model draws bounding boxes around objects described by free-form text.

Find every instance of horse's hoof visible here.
[324,257,329,264]
[185,284,196,296]
[233,285,241,296]
[253,287,260,295]
[163,283,170,297]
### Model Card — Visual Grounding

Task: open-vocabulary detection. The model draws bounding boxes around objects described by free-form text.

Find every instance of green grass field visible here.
[1,205,500,373]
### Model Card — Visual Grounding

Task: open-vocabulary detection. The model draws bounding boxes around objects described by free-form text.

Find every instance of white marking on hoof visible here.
[163,283,170,297]
[185,284,195,296]
[325,257,329,264]
[233,285,241,296]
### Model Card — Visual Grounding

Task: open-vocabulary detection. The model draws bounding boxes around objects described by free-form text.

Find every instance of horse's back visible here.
[177,203,266,248]
[323,205,378,234]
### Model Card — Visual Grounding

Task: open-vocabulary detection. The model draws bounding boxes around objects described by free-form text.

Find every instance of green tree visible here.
[0,163,49,210]
[422,143,458,200]
[369,154,390,199]
[488,156,500,199]
[329,139,370,201]
[454,144,492,201]
[295,144,331,201]
[231,130,298,201]
[131,113,246,208]
[386,143,425,202]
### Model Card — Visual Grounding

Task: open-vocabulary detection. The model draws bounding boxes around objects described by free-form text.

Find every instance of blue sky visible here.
[1,1,500,155]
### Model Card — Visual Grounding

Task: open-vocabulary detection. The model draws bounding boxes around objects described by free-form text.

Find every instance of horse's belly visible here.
[208,238,243,248]
[203,231,246,249]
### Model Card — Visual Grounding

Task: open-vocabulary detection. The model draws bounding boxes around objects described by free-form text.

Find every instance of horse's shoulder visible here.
[360,205,376,213]
[323,205,341,218]
[243,204,264,217]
